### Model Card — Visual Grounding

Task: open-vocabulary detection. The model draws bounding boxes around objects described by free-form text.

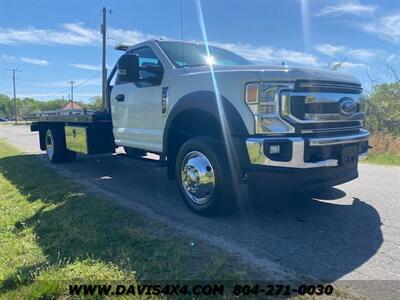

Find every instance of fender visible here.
[163,90,249,155]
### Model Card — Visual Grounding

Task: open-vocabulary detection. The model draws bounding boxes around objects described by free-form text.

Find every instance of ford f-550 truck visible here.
[31,39,370,215]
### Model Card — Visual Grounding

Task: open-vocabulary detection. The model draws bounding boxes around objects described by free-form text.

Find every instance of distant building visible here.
[62,101,82,110]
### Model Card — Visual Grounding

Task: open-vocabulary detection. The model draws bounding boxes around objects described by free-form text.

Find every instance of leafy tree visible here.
[365,82,400,135]
[0,94,103,118]
[88,96,103,110]
[0,94,14,118]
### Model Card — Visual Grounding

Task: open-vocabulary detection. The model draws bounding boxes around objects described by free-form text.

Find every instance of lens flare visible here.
[195,0,251,214]
[205,55,215,65]
[300,0,311,53]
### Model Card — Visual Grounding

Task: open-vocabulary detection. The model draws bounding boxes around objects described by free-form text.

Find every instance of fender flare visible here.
[163,90,249,156]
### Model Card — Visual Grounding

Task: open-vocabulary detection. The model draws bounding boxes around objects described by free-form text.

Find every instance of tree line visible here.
[364,81,400,136]
[0,94,102,119]
[1,81,399,136]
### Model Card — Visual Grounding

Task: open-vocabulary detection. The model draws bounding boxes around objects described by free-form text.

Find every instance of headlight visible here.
[245,82,295,134]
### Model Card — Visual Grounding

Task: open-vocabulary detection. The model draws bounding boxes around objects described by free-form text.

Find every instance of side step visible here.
[115,152,167,167]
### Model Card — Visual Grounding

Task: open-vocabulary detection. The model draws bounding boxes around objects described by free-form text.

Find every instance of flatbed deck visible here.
[29,109,115,155]
[28,109,111,124]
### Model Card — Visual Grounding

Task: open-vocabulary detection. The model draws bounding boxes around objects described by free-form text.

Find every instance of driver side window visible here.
[129,46,164,87]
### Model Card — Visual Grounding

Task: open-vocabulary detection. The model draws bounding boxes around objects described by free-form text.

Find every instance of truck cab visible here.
[32,39,370,215]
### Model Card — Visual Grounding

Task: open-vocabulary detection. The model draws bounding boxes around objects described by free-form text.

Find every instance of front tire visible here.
[175,137,234,216]
[45,128,76,163]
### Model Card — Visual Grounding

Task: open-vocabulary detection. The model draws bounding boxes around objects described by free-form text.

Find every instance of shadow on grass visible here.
[0,154,247,294]
[0,152,384,293]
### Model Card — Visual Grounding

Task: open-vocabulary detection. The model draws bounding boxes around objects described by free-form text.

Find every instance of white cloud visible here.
[315,44,346,57]
[387,54,399,62]
[0,22,320,67]
[20,56,48,66]
[0,23,318,66]
[1,54,48,65]
[361,13,400,43]
[1,54,17,62]
[213,42,318,66]
[333,61,366,69]
[0,23,98,46]
[315,44,377,60]
[317,2,376,16]
[0,23,154,46]
[108,28,158,44]
[346,49,376,59]
[70,63,101,71]
[274,49,318,65]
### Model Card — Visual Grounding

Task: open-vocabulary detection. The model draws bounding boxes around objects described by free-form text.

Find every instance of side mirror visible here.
[117,54,140,83]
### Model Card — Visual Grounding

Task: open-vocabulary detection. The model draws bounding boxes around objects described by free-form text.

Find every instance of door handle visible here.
[115,94,125,102]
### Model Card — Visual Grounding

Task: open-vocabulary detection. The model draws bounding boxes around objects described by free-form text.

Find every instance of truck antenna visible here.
[101,7,112,111]
[179,0,185,67]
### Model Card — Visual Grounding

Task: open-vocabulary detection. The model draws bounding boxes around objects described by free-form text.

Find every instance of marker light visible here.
[245,83,259,104]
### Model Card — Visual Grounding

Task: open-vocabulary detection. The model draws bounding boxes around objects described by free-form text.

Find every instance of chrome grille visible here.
[280,82,364,133]
[295,80,362,94]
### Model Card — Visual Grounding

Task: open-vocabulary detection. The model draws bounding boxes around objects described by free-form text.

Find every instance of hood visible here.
[183,65,361,85]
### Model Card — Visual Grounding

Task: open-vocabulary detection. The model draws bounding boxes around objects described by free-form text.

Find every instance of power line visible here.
[6,68,22,124]
[74,71,102,88]
[12,72,101,103]
[16,77,44,83]
[4,67,101,103]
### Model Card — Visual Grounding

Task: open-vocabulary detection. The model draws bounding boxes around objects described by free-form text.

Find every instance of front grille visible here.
[289,95,362,120]
[295,80,362,94]
[280,81,364,134]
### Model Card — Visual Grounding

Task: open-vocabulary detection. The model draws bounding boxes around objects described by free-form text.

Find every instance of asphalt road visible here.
[1,124,399,297]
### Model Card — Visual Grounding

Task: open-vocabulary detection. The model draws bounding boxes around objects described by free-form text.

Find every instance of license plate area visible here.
[340,145,358,166]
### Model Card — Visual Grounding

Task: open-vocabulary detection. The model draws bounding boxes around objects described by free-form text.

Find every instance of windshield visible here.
[157,41,252,67]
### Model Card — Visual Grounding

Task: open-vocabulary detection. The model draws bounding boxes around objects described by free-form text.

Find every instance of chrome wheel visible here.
[46,131,54,160]
[181,151,216,205]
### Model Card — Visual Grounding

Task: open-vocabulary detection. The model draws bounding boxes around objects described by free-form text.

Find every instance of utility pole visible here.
[101,7,111,111]
[68,81,75,109]
[6,68,22,124]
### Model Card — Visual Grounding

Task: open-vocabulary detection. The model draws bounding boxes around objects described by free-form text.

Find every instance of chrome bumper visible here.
[246,130,369,169]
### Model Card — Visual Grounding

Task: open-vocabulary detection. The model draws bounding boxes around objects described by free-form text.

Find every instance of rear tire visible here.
[175,136,235,216]
[45,128,76,163]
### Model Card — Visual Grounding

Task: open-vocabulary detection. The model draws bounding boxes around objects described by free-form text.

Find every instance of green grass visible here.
[362,153,400,166]
[0,139,256,299]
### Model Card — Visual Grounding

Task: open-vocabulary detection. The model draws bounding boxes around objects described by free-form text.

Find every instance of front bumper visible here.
[246,129,369,169]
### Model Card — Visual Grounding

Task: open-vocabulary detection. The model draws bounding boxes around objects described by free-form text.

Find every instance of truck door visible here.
[111,46,165,152]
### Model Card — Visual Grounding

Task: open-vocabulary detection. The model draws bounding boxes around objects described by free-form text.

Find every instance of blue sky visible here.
[0,0,399,102]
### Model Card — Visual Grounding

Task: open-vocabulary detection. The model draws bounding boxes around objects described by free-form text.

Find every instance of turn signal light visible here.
[245,83,259,104]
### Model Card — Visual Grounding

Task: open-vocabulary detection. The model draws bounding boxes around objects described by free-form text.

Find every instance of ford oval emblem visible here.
[339,97,357,117]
